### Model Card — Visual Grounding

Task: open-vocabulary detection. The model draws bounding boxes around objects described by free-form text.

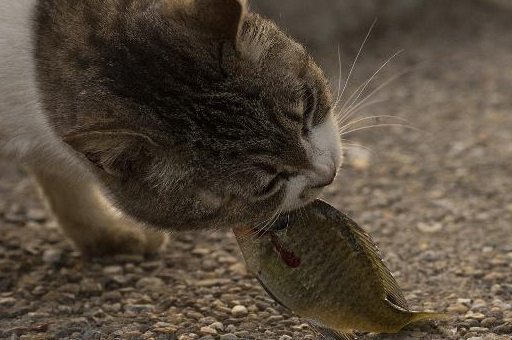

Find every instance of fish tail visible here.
[409,311,450,324]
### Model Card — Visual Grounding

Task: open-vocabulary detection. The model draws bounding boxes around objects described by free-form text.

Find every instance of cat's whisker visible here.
[342,144,375,156]
[336,98,390,125]
[332,45,344,113]
[338,49,403,122]
[253,211,278,229]
[283,213,290,239]
[257,208,283,241]
[296,206,306,231]
[217,167,259,182]
[333,19,377,110]
[257,211,279,232]
[239,206,281,242]
[340,64,427,124]
[335,75,366,117]
[340,123,428,137]
[301,205,310,221]
[339,115,412,133]
[298,205,311,231]
[247,172,262,193]
[340,137,364,145]
[340,138,375,155]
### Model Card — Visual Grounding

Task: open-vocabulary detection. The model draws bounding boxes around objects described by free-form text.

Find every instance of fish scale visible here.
[234,200,447,339]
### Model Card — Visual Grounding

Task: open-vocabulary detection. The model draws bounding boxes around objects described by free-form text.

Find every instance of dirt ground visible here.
[1,0,511,339]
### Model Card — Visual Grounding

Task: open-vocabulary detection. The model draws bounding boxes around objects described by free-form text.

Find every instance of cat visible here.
[0,0,343,257]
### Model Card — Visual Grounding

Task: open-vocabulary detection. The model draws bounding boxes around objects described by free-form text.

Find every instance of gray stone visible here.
[83,330,102,340]
[135,277,165,290]
[230,305,248,318]
[42,248,62,265]
[102,266,123,276]
[219,334,238,340]
[124,304,156,314]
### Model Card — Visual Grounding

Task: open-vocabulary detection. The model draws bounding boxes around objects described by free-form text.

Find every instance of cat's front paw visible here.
[72,224,167,258]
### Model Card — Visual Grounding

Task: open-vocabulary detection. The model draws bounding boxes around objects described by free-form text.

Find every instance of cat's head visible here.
[62,0,342,231]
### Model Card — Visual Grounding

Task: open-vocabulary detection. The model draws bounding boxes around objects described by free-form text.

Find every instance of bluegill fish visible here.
[233,200,447,339]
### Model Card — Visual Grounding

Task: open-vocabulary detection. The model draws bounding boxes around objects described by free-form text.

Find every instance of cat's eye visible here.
[258,174,283,197]
[256,171,297,198]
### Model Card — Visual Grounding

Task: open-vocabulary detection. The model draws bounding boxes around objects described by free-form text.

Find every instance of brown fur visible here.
[32,0,334,255]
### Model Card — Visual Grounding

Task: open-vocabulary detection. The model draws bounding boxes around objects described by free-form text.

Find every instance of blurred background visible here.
[1,0,511,339]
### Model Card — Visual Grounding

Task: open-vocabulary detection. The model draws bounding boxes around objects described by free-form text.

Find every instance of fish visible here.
[233,200,447,340]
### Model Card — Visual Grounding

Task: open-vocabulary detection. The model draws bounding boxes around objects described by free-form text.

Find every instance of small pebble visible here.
[417,222,442,233]
[219,334,238,340]
[187,311,204,320]
[225,325,237,333]
[469,327,489,332]
[457,298,472,306]
[494,322,512,334]
[0,297,16,307]
[481,317,497,327]
[124,304,156,314]
[83,330,102,340]
[209,322,224,331]
[136,277,165,289]
[26,208,47,221]
[231,305,248,318]
[42,248,62,264]
[200,326,217,335]
[466,312,487,320]
[102,265,123,275]
[447,304,469,314]
[267,315,284,324]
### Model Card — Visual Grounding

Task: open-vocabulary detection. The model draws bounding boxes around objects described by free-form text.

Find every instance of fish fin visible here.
[257,277,358,340]
[255,277,291,311]
[313,201,409,310]
[309,321,356,340]
[343,216,410,310]
[409,311,451,324]
[385,298,449,327]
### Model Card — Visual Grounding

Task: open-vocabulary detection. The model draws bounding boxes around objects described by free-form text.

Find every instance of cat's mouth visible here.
[281,180,329,213]
[252,212,291,234]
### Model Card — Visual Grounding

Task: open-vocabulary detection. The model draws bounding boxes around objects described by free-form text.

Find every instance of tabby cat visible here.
[0,0,342,256]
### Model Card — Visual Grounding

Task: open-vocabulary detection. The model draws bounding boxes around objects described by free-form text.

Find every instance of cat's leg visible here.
[29,168,166,257]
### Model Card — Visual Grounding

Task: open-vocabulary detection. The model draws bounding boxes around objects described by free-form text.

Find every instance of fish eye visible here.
[269,214,290,231]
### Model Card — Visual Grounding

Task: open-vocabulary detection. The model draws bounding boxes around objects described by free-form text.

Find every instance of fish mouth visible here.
[252,199,329,235]
[253,214,293,235]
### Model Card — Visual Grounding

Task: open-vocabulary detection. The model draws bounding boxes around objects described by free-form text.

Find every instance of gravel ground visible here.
[1,0,512,339]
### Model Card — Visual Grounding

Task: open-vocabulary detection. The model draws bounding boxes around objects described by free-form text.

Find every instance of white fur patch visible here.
[0,1,42,156]
[281,111,343,211]
[0,0,79,170]
[281,174,308,211]
[307,111,344,172]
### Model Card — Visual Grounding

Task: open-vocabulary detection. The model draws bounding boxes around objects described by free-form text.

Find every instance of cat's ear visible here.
[191,0,248,45]
[62,130,161,178]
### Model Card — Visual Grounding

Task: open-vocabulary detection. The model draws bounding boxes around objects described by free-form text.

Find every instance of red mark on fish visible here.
[270,233,301,268]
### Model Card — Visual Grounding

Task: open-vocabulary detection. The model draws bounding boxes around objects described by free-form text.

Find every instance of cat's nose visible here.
[310,165,337,189]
